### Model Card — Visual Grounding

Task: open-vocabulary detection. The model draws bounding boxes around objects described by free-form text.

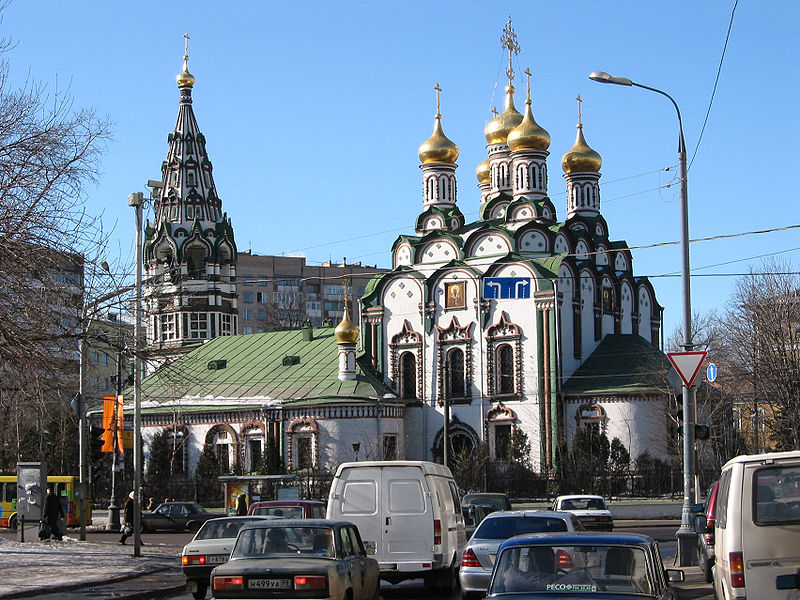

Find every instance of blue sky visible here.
[4,1,798,341]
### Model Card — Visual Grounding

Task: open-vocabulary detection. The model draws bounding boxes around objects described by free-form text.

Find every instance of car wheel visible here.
[186,521,201,533]
[9,514,17,533]
[437,566,459,594]
[191,580,207,599]
[461,591,482,600]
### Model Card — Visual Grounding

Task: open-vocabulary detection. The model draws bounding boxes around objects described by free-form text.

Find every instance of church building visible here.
[136,24,674,482]
[360,20,671,470]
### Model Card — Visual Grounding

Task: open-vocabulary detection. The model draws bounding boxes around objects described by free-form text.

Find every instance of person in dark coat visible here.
[236,493,248,515]
[43,488,65,541]
[120,491,135,545]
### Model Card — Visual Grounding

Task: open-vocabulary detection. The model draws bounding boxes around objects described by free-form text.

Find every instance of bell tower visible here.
[143,35,238,365]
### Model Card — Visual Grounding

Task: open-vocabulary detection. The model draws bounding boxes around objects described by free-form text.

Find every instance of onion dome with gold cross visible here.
[508,73,550,152]
[562,123,602,174]
[335,296,359,344]
[176,48,195,88]
[484,85,523,145]
[418,84,459,165]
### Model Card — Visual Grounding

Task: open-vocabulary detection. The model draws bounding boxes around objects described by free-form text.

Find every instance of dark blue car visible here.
[486,531,685,599]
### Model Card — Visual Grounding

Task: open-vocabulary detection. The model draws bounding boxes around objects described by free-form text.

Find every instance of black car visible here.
[462,492,513,512]
[141,502,217,532]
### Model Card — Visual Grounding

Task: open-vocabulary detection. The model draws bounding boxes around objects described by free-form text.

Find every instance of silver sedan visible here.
[459,511,583,600]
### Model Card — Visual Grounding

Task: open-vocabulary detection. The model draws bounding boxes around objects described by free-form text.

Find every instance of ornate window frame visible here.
[486,402,517,460]
[389,320,422,400]
[286,417,319,472]
[240,420,266,473]
[434,317,473,404]
[204,423,238,473]
[576,403,606,434]
[486,313,523,399]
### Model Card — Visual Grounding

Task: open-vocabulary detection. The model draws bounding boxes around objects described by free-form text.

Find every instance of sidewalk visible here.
[0,535,184,599]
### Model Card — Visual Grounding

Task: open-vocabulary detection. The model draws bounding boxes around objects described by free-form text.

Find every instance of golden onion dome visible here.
[508,99,550,151]
[418,115,459,164]
[484,85,523,145]
[476,157,490,183]
[177,60,195,88]
[335,310,359,344]
[561,125,602,174]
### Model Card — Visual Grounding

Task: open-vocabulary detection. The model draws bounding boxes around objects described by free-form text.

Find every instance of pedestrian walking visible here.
[120,491,135,545]
[236,493,248,515]
[43,488,64,541]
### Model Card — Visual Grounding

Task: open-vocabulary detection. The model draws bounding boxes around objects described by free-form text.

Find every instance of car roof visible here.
[499,531,653,550]
[202,516,276,524]
[555,494,605,500]
[463,492,509,498]
[237,518,350,529]
[249,500,325,507]
[482,510,575,520]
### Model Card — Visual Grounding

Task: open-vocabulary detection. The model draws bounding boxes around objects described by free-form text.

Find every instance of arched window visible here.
[185,245,205,278]
[497,344,514,394]
[400,351,416,399]
[446,348,465,398]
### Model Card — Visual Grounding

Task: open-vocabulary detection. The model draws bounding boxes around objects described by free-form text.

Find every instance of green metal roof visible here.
[561,334,671,396]
[141,327,395,406]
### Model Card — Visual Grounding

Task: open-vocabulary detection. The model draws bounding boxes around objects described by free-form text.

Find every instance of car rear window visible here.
[754,465,800,525]
[474,516,568,539]
[195,518,263,540]
[252,506,304,519]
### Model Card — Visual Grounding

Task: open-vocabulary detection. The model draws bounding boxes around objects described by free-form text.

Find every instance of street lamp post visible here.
[589,71,698,566]
[128,191,144,558]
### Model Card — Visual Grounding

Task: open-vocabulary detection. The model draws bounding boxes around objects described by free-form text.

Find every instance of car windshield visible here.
[491,544,652,595]
[195,518,264,540]
[474,516,568,539]
[560,498,606,510]
[232,526,334,558]
[251,506,304,519]
[465,495,510,511]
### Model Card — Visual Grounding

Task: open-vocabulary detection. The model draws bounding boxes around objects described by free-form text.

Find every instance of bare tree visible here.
[716,259,800,451]
[0,31,113,471]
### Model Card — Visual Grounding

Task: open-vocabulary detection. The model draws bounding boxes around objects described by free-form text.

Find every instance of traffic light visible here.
[90,425,104,462]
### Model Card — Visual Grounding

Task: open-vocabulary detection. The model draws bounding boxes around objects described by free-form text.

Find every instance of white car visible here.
[551,495,614,531]
[181,515,275,599]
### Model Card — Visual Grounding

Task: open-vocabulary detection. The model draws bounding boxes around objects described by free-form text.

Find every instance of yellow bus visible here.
[0,475,92,531]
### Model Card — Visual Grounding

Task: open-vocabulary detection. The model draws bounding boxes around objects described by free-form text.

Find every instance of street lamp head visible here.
[589,71,633,86]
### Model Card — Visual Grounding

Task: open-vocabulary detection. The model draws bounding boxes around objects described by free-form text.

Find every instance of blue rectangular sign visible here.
[483,277,531,299]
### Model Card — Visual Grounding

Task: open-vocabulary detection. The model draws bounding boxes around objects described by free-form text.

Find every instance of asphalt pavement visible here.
[0,519,713,600]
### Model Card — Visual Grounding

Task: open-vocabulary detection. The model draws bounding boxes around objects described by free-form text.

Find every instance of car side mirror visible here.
[691,502,704,513]
[693,513,709,534]
[777,574,800,590]
[665,569,685,583]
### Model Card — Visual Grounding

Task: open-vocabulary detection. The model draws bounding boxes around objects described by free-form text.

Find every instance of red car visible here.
[247,500,326,519]
[696,480,719,583]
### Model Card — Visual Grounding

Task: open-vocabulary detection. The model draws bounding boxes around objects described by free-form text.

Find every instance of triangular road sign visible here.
[667,351,708,388]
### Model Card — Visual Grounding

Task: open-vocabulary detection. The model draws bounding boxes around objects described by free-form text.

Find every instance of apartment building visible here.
[237,252,389,333]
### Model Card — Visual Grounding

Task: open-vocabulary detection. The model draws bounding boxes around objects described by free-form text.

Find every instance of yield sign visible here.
[667,351,708,388]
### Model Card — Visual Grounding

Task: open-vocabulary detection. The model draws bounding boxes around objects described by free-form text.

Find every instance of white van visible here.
[326,460,466,590]
[698,450,800,599]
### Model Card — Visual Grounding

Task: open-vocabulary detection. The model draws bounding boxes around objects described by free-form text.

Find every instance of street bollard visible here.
[20,515,25,543]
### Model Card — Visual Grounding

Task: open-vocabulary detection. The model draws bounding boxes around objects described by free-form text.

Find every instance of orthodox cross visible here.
[491,107,499,118]
[434,82,441,117]
[500,18,520,86]
[183,33,190,61]
[577,94,583,126]
[525,67,532,101]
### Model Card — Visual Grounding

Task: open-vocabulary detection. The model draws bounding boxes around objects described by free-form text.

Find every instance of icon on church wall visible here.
[445,281,466,309]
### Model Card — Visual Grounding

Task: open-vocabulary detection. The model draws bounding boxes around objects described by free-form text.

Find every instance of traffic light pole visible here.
[77,339,88,542]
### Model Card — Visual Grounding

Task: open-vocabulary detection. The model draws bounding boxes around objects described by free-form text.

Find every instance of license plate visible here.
[206,555,228,564]
[249,578,292,589]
